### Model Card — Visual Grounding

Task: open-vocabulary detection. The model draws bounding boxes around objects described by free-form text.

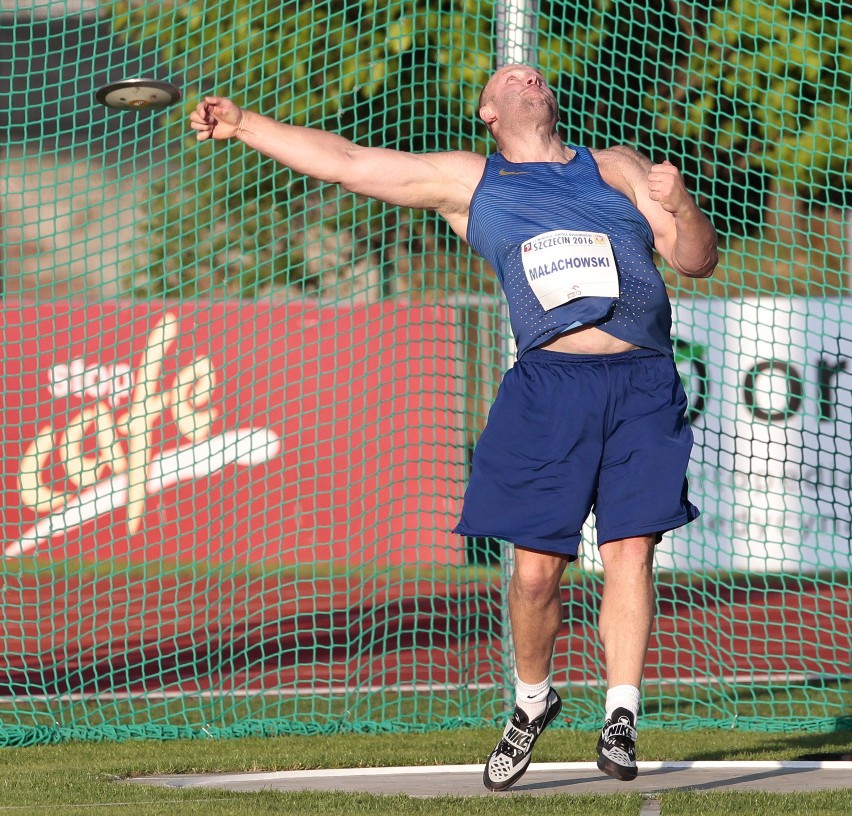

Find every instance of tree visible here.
[645,0,851,229]
[109,0,851,298]
[107,0,496,299]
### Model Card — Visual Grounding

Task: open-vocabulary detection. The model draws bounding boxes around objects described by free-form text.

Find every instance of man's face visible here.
[479,65,559,129]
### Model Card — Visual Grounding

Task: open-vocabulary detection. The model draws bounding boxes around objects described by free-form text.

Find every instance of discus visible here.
[95,78,182,111]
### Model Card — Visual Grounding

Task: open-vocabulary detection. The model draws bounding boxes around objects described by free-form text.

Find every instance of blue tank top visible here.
[467,147,674,358]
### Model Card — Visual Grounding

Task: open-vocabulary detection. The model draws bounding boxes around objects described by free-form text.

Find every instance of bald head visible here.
[477,65,559,137]
[478,64,528,116]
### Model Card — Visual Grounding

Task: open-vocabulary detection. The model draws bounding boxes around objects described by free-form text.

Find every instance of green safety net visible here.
[1,1,850,746]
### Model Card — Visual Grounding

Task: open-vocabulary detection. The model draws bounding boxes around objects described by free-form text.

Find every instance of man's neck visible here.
[496,131,574,164]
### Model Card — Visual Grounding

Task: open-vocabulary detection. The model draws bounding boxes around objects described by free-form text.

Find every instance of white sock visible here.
[515,674,551,720]
[605,684,640,723]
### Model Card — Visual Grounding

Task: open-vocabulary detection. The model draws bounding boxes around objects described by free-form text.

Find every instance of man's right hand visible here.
[189,96,244,141]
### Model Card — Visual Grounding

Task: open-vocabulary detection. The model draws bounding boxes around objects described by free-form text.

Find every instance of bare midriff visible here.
[539,326,640,355]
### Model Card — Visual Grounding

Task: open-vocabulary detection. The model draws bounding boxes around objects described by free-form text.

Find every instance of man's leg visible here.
[510,547,571,688]
[596,534,656,781]
[598,535,656,687]
[482,547,568,791]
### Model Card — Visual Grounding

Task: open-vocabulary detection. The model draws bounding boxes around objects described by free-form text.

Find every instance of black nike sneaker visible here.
[596,707,638,781]
[482,687,562,791]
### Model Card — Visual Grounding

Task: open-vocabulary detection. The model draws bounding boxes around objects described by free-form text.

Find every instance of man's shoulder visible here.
[410,150,485,221]
[427,149,487,168]
[587,145,651,203]
[589,144,650,172]
[419,148,486,186]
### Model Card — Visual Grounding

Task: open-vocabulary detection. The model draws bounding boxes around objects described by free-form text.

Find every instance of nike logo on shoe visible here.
[596,707,638,782]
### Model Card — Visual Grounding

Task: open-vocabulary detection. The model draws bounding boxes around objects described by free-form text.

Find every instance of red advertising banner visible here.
[1,301,466,566]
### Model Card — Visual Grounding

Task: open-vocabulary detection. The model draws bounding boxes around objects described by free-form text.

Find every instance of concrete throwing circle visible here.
[125,761,852,797]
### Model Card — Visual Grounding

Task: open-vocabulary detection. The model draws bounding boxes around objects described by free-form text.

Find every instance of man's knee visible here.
[599,535,656,573]
[511,548,568,604]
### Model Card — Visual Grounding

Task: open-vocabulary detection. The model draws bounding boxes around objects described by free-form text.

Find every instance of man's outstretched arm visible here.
[189,97,483,231]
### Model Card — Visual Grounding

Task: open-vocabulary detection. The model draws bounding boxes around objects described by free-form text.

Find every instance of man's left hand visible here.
[647,160,692,216]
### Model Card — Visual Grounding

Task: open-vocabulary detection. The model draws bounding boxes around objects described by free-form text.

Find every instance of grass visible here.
[3,556,850,813]
[0,726,850,815]
[6,552,848,587]
[4,676,850,737]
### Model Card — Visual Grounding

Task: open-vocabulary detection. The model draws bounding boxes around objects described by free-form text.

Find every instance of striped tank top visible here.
[466,146,674,358]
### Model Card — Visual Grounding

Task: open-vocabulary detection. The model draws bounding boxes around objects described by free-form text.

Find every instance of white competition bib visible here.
[521,230,620,311]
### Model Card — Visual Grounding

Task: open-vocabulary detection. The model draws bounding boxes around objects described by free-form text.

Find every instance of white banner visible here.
[658,297,852,573]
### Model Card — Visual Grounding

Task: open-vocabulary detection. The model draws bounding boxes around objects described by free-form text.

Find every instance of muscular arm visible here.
[190,98,484,238]
[597,146,718,279]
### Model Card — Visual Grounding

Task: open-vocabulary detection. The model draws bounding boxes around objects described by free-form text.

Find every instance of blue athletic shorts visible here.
[453,347,699,559]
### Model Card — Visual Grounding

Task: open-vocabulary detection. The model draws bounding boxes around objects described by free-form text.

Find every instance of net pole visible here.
[495,0,539,67]
[846,211,852,290]
[494,0,539,710]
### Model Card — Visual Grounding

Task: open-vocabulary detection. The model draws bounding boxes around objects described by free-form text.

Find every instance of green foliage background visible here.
[106,0,851,298]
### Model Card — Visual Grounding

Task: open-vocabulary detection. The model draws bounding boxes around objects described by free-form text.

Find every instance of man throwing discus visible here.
[190,64,717,791]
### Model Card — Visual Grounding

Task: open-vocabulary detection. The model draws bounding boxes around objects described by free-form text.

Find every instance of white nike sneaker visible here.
[483,688,562,791]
